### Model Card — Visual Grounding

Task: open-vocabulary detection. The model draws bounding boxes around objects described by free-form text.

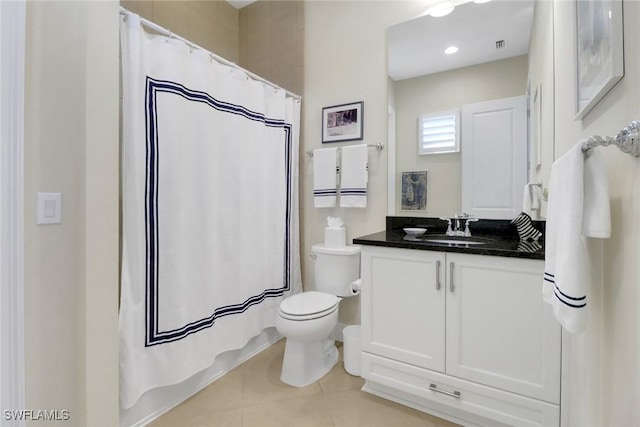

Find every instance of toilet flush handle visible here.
[310,253,317,260]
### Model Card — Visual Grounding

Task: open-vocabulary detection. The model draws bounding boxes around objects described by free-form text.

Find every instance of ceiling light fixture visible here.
[428,2,455,18]
[444,46,459,54]
[473,0,491,3]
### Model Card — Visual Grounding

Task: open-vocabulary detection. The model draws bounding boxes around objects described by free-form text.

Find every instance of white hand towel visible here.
[523,183,542,217]
[531,184,542,211]
[313,147,338,208]
[340,145,368,208]
[522,184,533,215]
[543,142,610,333]
[583,149,611,237]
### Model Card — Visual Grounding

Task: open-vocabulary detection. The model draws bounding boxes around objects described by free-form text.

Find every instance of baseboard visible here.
[120,327,282,427]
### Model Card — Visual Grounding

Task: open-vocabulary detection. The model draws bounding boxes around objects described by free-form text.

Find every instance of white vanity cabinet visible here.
[360,246,561,427]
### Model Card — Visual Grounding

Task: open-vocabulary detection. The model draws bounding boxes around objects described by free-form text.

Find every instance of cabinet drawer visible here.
[362,352,559,427]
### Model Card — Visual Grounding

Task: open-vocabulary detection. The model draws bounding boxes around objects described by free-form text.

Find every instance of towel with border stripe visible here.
[340,144,368,208]
[313,147,338,208]
[543,141,610,333]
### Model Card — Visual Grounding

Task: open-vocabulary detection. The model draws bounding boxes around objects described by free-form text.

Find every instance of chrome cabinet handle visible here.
[436,260,441,290]
[429,383,461,399]
[449,262,455,292]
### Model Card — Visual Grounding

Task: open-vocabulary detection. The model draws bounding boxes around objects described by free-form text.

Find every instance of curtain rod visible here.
[119,6,302,101]
[582,121,640,157]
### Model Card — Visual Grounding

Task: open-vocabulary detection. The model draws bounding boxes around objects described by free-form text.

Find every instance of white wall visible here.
[394,55,528,217]
[553,1,640,426]
[24,1,119,425]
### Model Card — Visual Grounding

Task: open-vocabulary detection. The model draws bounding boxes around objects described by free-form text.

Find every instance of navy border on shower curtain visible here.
[144,77,293,347]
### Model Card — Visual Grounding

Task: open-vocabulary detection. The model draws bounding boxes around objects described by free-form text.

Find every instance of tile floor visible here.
[150,339,460,427]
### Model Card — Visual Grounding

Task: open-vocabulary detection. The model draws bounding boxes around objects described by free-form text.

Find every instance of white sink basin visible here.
[424,239,485,245]
[422,236,494,245]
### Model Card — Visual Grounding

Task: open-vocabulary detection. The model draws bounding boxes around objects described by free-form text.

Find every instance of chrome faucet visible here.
[463,217,478,237]
[440,214,478,237]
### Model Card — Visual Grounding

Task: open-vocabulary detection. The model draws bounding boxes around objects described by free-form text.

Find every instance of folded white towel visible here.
[523,184,533,215]
[313,147,338,208]
[543,142,611,333]
[531,184,542,211]
[522,183,542,217]
[340,145,368,208]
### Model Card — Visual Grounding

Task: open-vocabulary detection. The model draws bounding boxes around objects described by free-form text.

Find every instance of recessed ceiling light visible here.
[473,0,491,3]
[444,46,459,55]
[428,2,455,17]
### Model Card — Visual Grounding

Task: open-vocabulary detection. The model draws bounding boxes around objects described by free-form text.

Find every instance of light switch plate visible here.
[37,192,62,225]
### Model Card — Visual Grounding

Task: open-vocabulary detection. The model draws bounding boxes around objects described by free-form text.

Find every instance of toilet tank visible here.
[311,244,361,297]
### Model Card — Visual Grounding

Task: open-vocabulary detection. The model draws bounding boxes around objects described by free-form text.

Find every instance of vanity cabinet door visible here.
[361,246,446,372]
[445,253,561,403]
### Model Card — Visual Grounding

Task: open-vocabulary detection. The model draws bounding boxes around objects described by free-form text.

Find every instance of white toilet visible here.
[276,244,361,387]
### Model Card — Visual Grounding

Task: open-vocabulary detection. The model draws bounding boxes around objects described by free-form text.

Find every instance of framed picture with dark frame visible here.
[575,0,624,120]
[401,171,427,211]
[322,101,364,143]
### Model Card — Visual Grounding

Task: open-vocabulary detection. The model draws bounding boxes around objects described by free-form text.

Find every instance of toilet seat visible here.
[279,291,339,321]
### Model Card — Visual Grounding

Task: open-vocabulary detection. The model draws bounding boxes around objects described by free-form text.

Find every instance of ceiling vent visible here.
[495,40,506,49]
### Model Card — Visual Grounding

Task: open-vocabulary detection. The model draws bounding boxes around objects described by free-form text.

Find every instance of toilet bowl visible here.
[276,244,361,387]
[276,291,340,387]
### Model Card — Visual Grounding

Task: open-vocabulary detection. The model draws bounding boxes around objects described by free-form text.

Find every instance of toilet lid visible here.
[279,291,339,317]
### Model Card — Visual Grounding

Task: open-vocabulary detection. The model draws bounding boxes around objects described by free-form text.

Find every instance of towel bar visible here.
[581,121,640,157]
[306,143,384,157]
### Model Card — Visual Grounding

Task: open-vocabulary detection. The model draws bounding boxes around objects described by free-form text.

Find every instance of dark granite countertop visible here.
[352,216,545,260]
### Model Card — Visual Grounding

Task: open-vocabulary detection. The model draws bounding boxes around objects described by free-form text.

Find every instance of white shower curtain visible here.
[119,14,301,409]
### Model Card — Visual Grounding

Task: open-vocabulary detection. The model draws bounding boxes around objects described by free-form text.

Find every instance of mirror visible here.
[388,0,554,218]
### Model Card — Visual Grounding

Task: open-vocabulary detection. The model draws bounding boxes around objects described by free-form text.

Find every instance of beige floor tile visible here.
[149,367,244,427]
[150,406,242,427]
[242,394,334,427]
[418,411,461,427]
[318,346,365,394]
[422,414,460,427]
[152,338,459,427]
[323,388,433,427]
[186,366,244,413]
[242,339,323,407]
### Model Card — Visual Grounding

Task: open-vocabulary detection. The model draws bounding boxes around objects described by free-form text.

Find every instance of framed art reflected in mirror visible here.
[401,171,427,211]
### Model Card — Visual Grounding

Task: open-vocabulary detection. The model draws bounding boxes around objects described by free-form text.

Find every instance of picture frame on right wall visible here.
[575,0,624,120]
